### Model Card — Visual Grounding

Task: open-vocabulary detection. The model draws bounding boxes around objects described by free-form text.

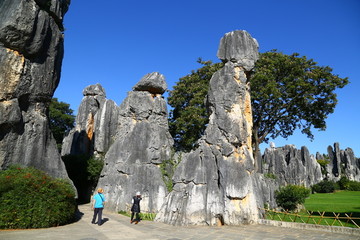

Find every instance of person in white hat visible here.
[130,192,142,224]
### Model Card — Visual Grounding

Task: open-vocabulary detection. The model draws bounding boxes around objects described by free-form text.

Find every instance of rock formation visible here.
[261,143,360,187]
[61,83,118,157]
[261,145,323,187]
[155,30,263,226]
[96,72,174,213]
[0,0,70,179]
[317,142,360,182]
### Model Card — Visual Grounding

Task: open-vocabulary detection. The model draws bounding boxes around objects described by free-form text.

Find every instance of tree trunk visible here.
[252,127,262,173]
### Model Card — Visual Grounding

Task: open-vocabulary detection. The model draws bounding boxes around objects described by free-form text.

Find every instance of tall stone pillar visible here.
[97,72,174,213]
[155,30,261,225]
[0,0,70,179]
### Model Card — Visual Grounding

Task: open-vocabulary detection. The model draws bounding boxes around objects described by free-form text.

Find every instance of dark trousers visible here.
[131,212,140,222]
[92,208,103,225]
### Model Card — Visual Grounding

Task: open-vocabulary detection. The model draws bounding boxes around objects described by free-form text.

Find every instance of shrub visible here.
[347,181,360,191]
[0,166,76,229]
[87,155,104,184]
[275,185,310,211]
[317,157,330,175]
[338,176,350,190]
[264,173,277,179]
[311,180,336,193]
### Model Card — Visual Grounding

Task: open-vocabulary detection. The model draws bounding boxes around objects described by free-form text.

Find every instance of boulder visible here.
[0,0,70,179]
[155,30,262,225]
[97,72,174,213]
[133,72,167,94]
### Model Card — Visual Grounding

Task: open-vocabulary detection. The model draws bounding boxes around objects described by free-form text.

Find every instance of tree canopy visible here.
[168,51,349,154]
[49,98,75,146]
[168,58,223,151]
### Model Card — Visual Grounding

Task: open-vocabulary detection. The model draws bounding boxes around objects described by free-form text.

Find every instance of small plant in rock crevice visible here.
[160,149,181,192]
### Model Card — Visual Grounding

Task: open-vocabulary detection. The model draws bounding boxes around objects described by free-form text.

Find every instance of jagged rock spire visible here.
[155,30,261,225]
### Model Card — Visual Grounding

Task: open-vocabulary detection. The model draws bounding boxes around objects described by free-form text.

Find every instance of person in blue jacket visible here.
[91,188,106,226]
[130,192,142,224]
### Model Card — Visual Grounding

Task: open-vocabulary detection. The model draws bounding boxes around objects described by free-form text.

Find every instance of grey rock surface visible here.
[217,30,259,71]
[261,142,360,189]
[97,73,173,213]
[0,0,70,179]
[133,72,167,94]
[155,30,262,226]
[318,142,360,182]
[262,145,323,187]
[61,83,118,156]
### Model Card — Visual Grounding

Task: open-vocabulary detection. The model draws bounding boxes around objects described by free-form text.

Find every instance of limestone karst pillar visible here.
[155,30,261,225]
[0,0,70,179]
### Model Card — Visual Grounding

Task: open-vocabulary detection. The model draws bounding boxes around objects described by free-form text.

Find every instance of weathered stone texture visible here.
[217,30,259,71]
[0,0,70,179]
[61,83,118,156]
[262,145,323,187]
[133,72,167,94]
[261,142,360,187]
[96,73,173,213]
[318,142,360,182]
[155,30,262,226]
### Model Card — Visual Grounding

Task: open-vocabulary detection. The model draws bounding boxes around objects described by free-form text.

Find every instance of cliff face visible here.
[155,31,262,226]
[0,0,70,178]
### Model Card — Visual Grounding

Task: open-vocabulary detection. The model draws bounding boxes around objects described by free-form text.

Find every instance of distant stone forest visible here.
[0,0,359,226]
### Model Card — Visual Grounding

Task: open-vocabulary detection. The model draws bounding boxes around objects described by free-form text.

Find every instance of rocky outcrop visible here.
[262,145,323,187]
[317,142,360,182]
[155,30,262,226]
[261,143,360,187]
[61,83,119,156]
[0,0,70,179]
[96,72,174,213]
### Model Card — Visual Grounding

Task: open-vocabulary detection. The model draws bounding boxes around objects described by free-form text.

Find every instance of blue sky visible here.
[55,0,360,156]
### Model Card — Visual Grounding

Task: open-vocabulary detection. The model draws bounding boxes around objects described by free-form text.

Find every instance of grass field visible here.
[265,191,360,228]
[305,191,360,213]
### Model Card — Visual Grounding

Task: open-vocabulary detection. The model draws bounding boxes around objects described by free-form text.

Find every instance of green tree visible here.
[168,51,349,156]
[168,58,223,151]
[49,98,75,147]
[250,50,348,158]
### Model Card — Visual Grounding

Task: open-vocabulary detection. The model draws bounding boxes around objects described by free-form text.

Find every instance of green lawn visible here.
[265,191,360,228]
[305,191,360,213]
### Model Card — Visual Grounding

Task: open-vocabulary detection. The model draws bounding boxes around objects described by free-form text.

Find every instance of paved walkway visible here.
[0,204,358,240]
